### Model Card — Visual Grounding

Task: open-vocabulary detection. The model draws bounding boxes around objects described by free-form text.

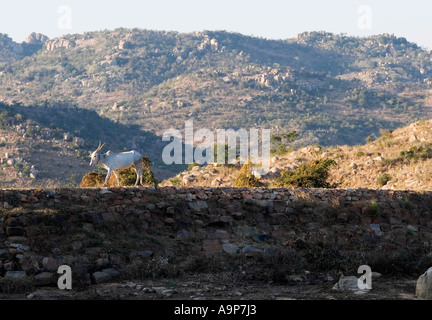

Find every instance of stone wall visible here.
[1,187,432,287]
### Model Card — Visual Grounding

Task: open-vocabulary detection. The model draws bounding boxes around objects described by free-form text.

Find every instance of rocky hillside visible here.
[0,103,182,188]
[160,118,432,191]
[0,29,431,148]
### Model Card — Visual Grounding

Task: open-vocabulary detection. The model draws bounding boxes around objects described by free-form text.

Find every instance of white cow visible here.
[89,142,145,187]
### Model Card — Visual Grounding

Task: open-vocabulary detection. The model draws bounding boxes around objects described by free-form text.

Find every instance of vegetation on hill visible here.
[1,29,432,188]
[274,158,337,188]
[0,29,431,149]
[161,118,432,191]
[80,156,157,188]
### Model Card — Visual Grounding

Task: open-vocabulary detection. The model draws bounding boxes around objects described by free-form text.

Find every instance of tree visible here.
[271,131,298,155]
[275,158,337,188]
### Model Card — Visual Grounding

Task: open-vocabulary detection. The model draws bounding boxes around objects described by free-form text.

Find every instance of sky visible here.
[0,0,431,49]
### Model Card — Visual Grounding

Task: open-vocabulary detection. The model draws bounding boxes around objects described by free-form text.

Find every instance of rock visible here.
[242,245,262,253]
[99,189,113,195]
[7,236,28,243]
[5,271,27,279]
[349,162,358,169]
[164,218,175,224]
[333,275,365,292]
[188,201,208,210]
[221,243,239,254]
[373,156,385,162]
[211,178,223,186]
[130,251,153,258]
[370,224,383,236]
[177,230,190,238]
[416,267,432,299]
[73,137,85,147]
[42,257,59,272]
[409,134,419,143]
[63,133,72,141]
[182,174,196,185]
[25,32,49,44]
[10,243,30,252]
[34,272,55,286]
[407,225,419,232]
[71,241,83,250]
[251,171,262,179]
[0,249,8,258]
[45,38,76,51]
[101,268,121,277]
[91,271,111,284]
[263,248,279,258]
[6,226,23,236]
[153,286,175,297]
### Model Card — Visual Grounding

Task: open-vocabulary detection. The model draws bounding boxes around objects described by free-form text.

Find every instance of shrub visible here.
[275,158,337,188]
[365,200,380,219]
[377,173,391,186]
[80,156,157,187]
[188,162,200,171]
[0,277,34,294]
[233,161,263,188]
[169,176,181,187]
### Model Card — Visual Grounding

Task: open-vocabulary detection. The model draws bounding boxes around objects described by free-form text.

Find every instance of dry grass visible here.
[161,118,432,191]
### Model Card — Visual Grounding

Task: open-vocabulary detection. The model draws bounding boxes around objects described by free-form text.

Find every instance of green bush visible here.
[365,200,380,219]
[80,156,157,187]
[275,158,337,188]
[169,176,181,186]
[233,162,263,187]
[377,173,391,186]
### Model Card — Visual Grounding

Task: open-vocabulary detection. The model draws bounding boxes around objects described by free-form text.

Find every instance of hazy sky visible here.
[1,0,431,49]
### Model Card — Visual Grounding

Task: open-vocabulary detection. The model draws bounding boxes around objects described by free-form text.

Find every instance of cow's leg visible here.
[113,170,121,186]
[132,165,139,186]
[103,169,112,187]
[133,162,142,186]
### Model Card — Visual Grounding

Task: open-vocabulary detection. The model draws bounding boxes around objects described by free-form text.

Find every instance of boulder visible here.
[5,271,27,279]
[25,32,49,45]
[91,271,111,284]
[416,267,432,299]
[34,272,55,286]
[42,257,59,272]
[211,178,223,186]
[333,275,368,292]
[221,243,239,254]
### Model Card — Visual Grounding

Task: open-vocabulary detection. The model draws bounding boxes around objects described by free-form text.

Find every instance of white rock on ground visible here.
[416,267,432,299]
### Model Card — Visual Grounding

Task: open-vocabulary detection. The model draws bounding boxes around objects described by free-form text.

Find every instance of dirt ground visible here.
[0,273,419,301]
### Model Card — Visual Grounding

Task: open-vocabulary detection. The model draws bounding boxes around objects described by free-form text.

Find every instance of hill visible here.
[0,29,431,149]
[160,118,432,191]
[0,103,182,188]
